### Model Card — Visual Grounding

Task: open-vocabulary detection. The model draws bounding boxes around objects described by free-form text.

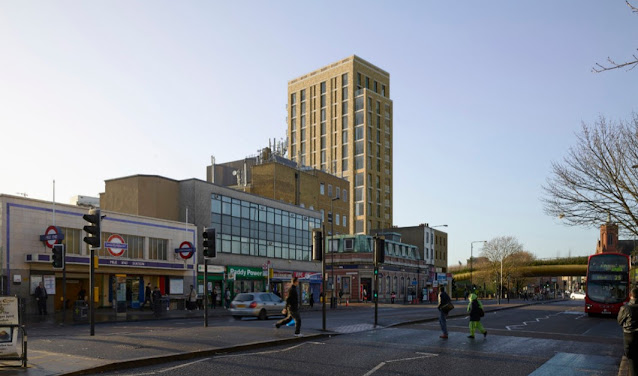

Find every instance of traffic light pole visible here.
[62,265,66,324]
[90,248,95,336]
[204,258,208,327]
[374,254,378,327]
[321,224,326,331]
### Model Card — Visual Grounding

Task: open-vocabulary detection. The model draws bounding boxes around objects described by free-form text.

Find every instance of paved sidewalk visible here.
[2,298,618,376]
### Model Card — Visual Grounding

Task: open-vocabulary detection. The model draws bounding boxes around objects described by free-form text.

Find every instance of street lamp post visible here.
[498,255,503,305]
[470,241,487,288]
[330,196,339,309]
[431,224,448,295]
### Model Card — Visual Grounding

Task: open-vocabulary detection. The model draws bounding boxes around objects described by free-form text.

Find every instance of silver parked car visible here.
[229,292,286,320]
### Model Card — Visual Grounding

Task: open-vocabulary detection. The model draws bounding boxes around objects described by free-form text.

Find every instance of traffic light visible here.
[374,236,385,264]
[203,227,216,257]
[374,267,378,275]
[312,229,323,261]
[83,208,102,249]
[52,243,65,269]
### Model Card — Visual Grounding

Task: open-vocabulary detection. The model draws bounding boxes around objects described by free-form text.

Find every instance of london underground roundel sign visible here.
[40,225,64,248]
[105,234,127,257]
[177,241,195,260]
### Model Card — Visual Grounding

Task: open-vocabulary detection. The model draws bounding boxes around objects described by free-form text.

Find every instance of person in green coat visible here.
[467,293,487,339]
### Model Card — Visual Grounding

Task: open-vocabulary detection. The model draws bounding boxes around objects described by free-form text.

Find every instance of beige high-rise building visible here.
[287,55,393,235]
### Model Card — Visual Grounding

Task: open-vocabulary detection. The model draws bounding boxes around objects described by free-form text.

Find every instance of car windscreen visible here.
[234,294,254,302]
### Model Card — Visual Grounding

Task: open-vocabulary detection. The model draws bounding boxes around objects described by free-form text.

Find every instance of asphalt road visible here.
[92,300,624,376]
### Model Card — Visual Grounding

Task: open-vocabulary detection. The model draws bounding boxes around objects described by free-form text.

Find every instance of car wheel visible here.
[258,309,267,320]
[233,315,242,320]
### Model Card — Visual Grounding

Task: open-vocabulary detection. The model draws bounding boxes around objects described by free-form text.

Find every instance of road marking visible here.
[505,311,580,331]
[104,358,211,376]
[216,342,325,359]
[363,352,438,375]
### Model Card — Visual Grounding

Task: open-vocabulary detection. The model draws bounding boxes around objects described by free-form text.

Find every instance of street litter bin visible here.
[73,300,88,321]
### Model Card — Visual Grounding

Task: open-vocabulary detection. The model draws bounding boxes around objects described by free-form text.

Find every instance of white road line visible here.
[506,311,584,330]
[363,362,386,376]
[216,341,325,359]
[154,357,210,373]
[363,352,438,375]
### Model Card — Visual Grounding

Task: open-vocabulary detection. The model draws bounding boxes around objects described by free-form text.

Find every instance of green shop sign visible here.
[197,274,224,282]
[228,265,264,280]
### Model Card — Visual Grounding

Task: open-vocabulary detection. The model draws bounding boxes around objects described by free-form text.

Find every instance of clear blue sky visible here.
[2,1,637,266]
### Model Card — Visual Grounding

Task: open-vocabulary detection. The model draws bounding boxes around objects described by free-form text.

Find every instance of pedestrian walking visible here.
[363,288,367,303]
[275,276,302,336]
[437,286,453,339]
[224,288,231,309]
[211,289,217,309]
[309,292,314,308]
[141,283,152,310]
[467,293,487,339]
[339,289,344,304]
[187,284,198,310]
[152,286,163,317]
[77,285,86,302]
[618,287,638,375]
[35,282,48,315]
[391,291,396,304]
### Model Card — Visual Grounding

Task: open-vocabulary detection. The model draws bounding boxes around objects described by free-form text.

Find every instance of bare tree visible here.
[481,236,526,294]
[592,1,638,73]
[542,114,638,236]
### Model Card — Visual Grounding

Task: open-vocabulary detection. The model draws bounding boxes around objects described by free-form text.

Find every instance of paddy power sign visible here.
[227,266,264,280]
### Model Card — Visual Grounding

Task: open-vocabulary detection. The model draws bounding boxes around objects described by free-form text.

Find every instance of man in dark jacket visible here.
[275,277,302,336]
[35,282,48,315]
[437,286,451,339]
[141,283,152,311]
[618,287,638,376]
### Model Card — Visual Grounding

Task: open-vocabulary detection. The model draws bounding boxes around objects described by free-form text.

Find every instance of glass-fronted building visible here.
[209,193,321,261]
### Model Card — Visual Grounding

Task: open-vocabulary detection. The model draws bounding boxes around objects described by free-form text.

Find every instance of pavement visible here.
[0,298,627,376]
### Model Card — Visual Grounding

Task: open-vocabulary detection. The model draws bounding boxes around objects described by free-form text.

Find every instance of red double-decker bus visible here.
[585,252,630,316]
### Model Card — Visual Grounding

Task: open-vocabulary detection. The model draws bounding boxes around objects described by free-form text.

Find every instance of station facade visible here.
[0,194,197,315]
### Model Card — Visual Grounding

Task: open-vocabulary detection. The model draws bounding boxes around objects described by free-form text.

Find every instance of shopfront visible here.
[226,265,265,299]
[196,264,225,307]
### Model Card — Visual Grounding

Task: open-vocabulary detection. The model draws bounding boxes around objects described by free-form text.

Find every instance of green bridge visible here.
[451,256,590,281]
[453,264,587,281]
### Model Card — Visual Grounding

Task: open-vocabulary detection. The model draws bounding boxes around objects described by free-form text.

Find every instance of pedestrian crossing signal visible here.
[83,208,102,249]
[52,243,65,269]
[374,236,385,264]
[312,229,323,261]
[203,228,216,257]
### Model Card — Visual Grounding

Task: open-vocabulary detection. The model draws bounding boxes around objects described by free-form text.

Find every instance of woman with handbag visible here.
[437,286,452,339]
[467,293,487,339]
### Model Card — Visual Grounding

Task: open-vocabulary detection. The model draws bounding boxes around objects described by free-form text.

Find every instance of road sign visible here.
[40,225,64,248]
[175,241,195,260]
[105,234,127,257]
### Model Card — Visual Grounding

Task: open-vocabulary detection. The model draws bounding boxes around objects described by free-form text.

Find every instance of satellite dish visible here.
[232,170,237,176]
